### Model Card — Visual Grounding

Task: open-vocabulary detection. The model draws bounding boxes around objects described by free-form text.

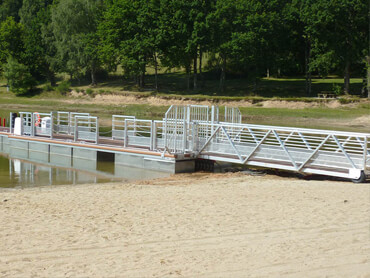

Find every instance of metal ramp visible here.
[193,122,369,181]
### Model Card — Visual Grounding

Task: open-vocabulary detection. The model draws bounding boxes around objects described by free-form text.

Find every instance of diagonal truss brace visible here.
[221,126,243,161]
[297,134,331,171]
[196,126,221,156]
[241,130,272,164]
[273,130,299,170]
[332,135,357,169]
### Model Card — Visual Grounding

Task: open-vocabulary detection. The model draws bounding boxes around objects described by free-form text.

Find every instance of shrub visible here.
[43,84,54,92]
[3,57,35,95]
[332,83,343,96]
[85,88,93,95]
[56,81,71,95]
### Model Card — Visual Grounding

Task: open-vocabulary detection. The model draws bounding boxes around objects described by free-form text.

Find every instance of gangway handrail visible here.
[200,121,370,137]
[194,121,369,180]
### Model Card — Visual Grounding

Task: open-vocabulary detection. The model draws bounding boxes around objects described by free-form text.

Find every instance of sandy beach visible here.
[0,172,369,277]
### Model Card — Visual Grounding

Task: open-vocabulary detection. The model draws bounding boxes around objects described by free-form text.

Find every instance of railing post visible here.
[124,119,128,148]
[164,117,167,149]
[95,117,99,144]
[50,112,54,139]
[57,112,60,134]
[133,119,137,137]
[68,112,72,135]
[31,113,35,137]
[364,136,368,170]
[150,120,154,151]
[74,117,78,142]
[174,106,178,153]
[9,112,13,134]
[192,122,198,152]
[20,113,23,135]
[183,106,187,151]
[112,115,115,140]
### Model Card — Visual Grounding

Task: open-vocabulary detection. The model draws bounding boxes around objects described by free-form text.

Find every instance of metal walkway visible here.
[4,105,370,182]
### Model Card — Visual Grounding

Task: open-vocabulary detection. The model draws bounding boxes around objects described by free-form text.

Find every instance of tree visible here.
[232,1,287,89]
[366,0,370,98]
[159,0,214,91]
[0,0,23,22]
[207,0,237,92]
[51,0,103,85]
[99,0,161,88]
[0,16,24,75]
[19,0,56,85]
[302,0,368,95]
[3,56,35,95]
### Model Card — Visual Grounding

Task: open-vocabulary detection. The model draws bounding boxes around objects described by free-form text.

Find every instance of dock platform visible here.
[1,105,369,182]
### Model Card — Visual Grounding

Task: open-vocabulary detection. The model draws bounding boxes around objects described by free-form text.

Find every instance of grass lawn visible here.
[69,73,364,98]
[0,74,368,133]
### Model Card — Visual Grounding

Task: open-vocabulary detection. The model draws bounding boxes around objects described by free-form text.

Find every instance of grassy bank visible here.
[0,88,369,133]
[66,74,364,98]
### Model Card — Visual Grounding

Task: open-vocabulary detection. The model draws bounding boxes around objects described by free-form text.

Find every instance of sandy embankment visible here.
[0,173,369,277]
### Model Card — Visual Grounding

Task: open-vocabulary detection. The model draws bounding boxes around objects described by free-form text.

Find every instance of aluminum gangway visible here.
[4,106,369,182]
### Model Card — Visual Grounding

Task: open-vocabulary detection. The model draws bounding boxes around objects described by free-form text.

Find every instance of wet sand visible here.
[0,172,369,277]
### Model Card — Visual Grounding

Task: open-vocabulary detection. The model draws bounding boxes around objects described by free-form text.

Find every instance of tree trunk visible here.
[199,48,204,88]
[91,68,96,86]
[140,57,146,88]
[48,70,56,87]
[344,60,350,95]
[367,56,370,98]
[266,68,270,79]
[305,37,312,96]
[219,54,226,93]
[254,68,259,91]
[185,65,191,91]
[367,0,370,98]
[139,73,145,88]
[154,53,158,90]
[193,53,197,90]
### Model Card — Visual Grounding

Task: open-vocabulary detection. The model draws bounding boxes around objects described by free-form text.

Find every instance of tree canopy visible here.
[0,0,368,96]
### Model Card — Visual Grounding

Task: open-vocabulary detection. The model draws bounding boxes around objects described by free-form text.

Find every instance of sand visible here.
[0,172,369,277]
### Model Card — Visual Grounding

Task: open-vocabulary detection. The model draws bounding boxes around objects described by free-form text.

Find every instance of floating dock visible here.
[0,105,369,182]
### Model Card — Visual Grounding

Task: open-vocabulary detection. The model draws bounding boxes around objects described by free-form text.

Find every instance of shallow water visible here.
[0,152,170,188]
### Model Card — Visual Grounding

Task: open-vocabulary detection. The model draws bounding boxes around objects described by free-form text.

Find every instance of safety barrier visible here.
[112,115,135,140]
[34,112,53,138]
[194,122,370,180]
[74,116,99,143]
[56,111,90,135]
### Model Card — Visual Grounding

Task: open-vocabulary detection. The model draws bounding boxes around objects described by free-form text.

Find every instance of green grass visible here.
[0,74,369,133]
[93,73,363,98]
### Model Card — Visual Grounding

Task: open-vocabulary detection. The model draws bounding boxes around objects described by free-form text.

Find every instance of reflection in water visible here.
[0,153,170,188]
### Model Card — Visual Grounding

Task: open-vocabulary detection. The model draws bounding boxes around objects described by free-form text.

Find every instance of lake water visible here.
[0,152,170,188]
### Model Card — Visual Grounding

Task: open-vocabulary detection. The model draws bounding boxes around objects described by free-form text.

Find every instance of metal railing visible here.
[74,116,99,144]
[18,112,53,138]
[34,112,53,138]
[112,115,135,140]
[124,119,153,149]
[56,111,90,135]
[224,106,242,124]
[19,112,33,135]
[194,122,370,180]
